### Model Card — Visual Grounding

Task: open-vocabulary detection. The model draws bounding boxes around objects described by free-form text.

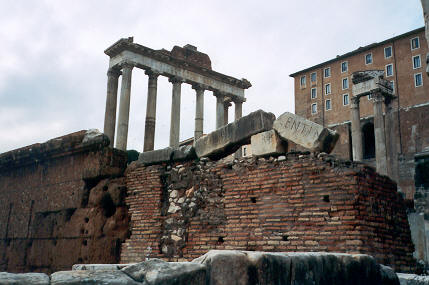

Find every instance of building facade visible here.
[290,27,429,201]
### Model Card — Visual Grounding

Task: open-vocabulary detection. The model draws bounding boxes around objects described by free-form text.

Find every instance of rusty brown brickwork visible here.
[121,153,415,272]
[0,131,128,273]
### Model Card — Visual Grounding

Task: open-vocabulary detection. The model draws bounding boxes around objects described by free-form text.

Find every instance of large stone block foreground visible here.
[194,110,275,159]
[273,112,339,153]
[0,250,400,284]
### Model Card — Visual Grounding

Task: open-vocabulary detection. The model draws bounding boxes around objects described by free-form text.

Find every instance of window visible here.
[325,83,331,95]
[368,93,373,100]
[365,53,373,64]
[311,103,317,114]
[415,73,423,87]
[324,67,331,78]
[386,64,393,77]
[300,75,306,87]
[413,55,421,69]
[310,72,317,83]
[411,37,420,50]
[341,61,348,73]
[342,77,349,90]
[311,88,317,99]
[390,81,395,94]
[325,99,332,111]
[343,94,349,106]
[384,46,392,58]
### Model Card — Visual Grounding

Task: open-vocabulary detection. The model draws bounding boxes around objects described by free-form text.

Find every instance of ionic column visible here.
[350,96,363,161]
[193,84,204,140]
[223,101,231,125]
[373,92,388,176]
[115,63,133,151]
[235,101,243,121]
[169,77,182,148]
[103,68,121,147]
[143,70,159,152]
[215,92,225,129]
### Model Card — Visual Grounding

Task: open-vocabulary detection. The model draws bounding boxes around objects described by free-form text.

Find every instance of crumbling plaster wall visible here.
[0,131,129,273]
[121,152,415,272]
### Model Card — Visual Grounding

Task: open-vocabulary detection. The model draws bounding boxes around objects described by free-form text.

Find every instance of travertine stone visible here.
[50,270,139,285]
[143,70,159,152]
[194,110,275,159]
[138,147,174,165]
[351,96,363,161]
[251,130,287,157]
[352,70,393,97]
[104,68,121,147]
[0,272,49,285]
[169,77,182,148]
[115,63,133,151]
[273,112,339,153]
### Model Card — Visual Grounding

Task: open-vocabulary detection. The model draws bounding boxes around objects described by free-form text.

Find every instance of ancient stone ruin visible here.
[0,38,427,284]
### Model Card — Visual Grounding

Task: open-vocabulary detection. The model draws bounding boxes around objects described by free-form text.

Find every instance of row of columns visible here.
[103,63,244,152]
[350,92,392,176]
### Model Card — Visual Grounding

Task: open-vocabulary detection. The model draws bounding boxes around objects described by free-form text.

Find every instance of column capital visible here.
[214,91,227,99]
[372,92,384,103]
[145,69,160,80]
[350,96,360,108]
[121,61,134,70]
[107,68,121,77]
[168,76,183,84]
[192,83,207,91]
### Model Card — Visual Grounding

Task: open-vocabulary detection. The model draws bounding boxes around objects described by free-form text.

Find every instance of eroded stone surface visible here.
[251,129,287,156]
[194,110,275,159]
[122,258,206,284]
[51,270,139,285]
[138,147,174,165]
[0,272,49,285]
[397,273,429,285]
[273,112,339,153]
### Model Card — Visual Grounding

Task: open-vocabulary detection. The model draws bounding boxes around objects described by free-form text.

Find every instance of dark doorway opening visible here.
[362,122,375,159]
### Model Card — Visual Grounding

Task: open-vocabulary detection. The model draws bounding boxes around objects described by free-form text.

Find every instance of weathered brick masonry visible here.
[121,153,415,272]
[0,131,129,273]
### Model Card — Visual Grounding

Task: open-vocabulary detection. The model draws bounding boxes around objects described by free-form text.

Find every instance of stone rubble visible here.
[0,250,403,284]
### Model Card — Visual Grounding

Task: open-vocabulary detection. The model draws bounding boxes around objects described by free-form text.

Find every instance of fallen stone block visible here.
[273,112,339,153]
[72,263,133,270]
[397,273,429,285]
[0,272,50,285]
[121,258,206,285]
[138,147,174,165]
[50,270,139,285]
[194,110,275,159]
[172,145,197,161]
[192,250,400,285]
[251,130,287,157]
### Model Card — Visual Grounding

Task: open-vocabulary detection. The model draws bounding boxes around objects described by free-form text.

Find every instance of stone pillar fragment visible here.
[215,93,225,129]
[193,85,204,140]
[103,68,121,147]
[223,101,231,126]
[143,71,159,152]
[235,101,243,121]
[350,96,363,162]
[384,98,399,181]
[115,63,133,151]
[373,93,388,176]
[169,77,182,148]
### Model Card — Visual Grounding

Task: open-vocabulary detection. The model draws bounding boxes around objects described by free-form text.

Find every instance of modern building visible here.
[290,27,429,201]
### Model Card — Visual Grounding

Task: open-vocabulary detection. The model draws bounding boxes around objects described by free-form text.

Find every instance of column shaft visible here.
[169,78,182,148]
[384,99,398,180]
[103,68,120,147]
[143,71,159,152]
[223,102,230,125]
[115,64,133,151]
[194,86,204,140]
[373,93,388,176]
[215,93,225,129]
[350,96,363,161]
[235,101,243,121]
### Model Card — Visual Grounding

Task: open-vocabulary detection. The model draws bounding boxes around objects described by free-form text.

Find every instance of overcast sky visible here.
[0,0,424,153]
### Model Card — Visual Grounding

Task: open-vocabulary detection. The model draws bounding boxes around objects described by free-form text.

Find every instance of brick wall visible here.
[121,152,415,272]
[0,131,128,273]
